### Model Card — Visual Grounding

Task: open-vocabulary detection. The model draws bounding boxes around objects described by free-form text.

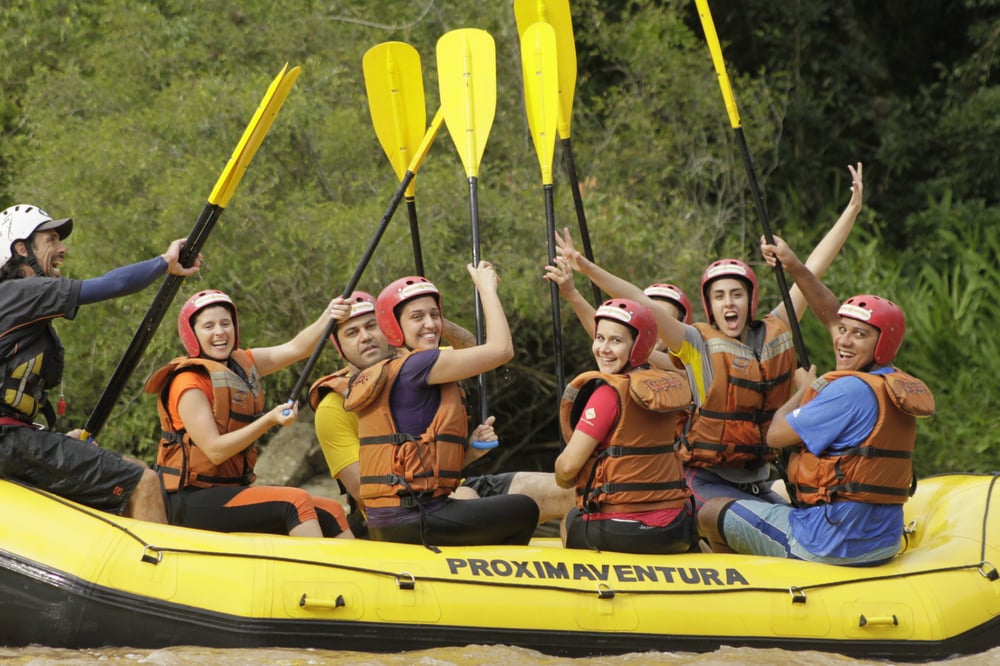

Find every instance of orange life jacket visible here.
[560,367,692,513]
[788,368,935,505]
[344,351,468,508]
[307,367,351,410]
[677,316,795,469]
[145,350,265,491]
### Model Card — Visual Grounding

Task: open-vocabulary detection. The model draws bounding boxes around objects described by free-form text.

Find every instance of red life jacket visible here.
[677,316,795,469]
[344,351,468,508]
[788,368,935,505]
[560,367,692,513]
[145,350,264,491]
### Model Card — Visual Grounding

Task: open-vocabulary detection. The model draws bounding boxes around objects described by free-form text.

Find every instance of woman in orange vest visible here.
[555,299,694,553]
[145,289,351,538]
[344,262,540,546]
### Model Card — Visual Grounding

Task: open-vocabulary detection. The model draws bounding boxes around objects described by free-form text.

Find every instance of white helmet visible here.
[1,204,73,265]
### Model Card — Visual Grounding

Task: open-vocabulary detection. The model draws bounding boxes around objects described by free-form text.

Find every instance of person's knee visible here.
[450,485,480,500]
[125,468,167,523]
[698,497,736,551]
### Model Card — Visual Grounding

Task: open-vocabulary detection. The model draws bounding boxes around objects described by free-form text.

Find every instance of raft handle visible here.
[859,614,898,627]
[979,562,999,581]
[299,593,345,610]
[788,587,806,604]
[597,583,615,600]
[141,545,162,565]
[904,519,917,535]
[396,572,416,590]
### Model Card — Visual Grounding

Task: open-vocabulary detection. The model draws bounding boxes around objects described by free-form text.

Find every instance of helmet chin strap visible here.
[23,243,45,277]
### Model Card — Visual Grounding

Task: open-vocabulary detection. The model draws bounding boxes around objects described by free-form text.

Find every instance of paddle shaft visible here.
[405,197,425,276]
[733,129,809,367]
[467,176,489,424]
[286,170,415,405]
[84,204,219,438]
[544,184,565,403]
[694,0,808,368]
[559,136,602,306]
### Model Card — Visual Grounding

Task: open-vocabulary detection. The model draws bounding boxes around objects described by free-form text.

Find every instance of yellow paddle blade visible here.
[694,0,742,130]
[436,29,496,180]
[520,22,560,186]
[363,41,427,197]
[209,64,301,208]
[513,0,576,139]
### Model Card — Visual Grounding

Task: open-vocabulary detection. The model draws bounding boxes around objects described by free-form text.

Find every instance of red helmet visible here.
[178,290,238,357]
[331,291,377,356]
[837,294,906,365]
[376,276,441,347]
[594,298,658,369]
[644,283,693,324]
[700,258,759,325]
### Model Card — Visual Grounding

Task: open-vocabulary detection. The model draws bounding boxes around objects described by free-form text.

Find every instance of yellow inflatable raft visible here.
[1,473,998,660]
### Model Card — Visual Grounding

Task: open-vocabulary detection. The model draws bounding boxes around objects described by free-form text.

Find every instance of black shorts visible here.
[369,494,539,546]
[460,471,516,497]
[0,425,143,515]
[565,506,696,555]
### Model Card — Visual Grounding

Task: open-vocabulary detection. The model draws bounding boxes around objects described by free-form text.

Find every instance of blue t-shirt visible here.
[786,368,904,558]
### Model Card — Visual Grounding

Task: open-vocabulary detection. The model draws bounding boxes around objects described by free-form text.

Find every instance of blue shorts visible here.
[721,499,899,566]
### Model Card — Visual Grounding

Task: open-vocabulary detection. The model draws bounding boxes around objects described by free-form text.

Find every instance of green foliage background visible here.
[2,0,998,474]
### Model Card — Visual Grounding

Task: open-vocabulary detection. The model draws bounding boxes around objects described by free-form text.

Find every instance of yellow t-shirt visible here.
[314,389,360,480]
[671,339,707,406]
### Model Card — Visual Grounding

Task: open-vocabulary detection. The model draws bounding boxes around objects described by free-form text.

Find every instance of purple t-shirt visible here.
[388,349,442,435]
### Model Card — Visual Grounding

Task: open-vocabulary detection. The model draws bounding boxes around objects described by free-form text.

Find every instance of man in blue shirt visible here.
[697,236,934,566]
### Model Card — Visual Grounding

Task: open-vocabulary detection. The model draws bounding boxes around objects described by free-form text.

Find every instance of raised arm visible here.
[762,236,842,333]
[427,261,514,385]
[773,162,863,323]
[544,255,597,338]
[556,228,688,352]
[252,297,349,377]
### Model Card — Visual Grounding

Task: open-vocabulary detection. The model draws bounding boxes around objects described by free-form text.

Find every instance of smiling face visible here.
[191,305,236,361]
[833,316,880,371]
[707,277,751,339]
[397,295,442,351]
[592,319,634,374]
[336,313,392,370]
[27,230,67,277]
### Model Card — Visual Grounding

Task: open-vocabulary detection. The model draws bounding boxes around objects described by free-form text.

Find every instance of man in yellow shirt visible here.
[308,291,573,536]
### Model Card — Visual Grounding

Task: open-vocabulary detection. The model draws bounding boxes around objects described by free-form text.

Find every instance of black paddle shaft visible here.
[544,184,565,406]
[560,136,602,307]
[467,176,489,424]
[734,128,809,369]
[287,170,415,405]
[84,203,221,439]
